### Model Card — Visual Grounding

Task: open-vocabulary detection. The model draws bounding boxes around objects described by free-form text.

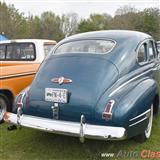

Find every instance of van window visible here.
[6,43,35,61]
[0,45,5,59]
[44,43,55,56]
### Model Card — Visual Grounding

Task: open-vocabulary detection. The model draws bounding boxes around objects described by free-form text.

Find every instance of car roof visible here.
[62,30,152,42]
[0,39,56,44]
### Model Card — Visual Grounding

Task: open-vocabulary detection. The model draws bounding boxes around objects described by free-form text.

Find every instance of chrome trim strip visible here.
[51,103,59,120]
[109,69,152,97]
[129,116,148,127]
[4,112,126,142]
[129,109,151,121]
[0,71,36,79]
[80,115,85,143]
[17,107,23,125]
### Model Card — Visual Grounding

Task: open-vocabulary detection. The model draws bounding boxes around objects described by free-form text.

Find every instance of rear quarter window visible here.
[148,40,156,60]
[137,43,147,64]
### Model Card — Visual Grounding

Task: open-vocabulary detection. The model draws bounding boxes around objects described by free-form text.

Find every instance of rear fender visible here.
[95,79,157,135]
[113,79,157,137]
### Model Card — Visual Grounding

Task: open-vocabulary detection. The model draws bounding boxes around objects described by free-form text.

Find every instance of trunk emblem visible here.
[51,77,72,85]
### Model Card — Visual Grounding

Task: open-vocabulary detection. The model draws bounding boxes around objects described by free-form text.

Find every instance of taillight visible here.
[102,100,115,121]
[15,86,30,109]
[17,94,22,102]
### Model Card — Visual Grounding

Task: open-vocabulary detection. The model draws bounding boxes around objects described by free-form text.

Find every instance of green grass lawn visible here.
[0,115,160,160]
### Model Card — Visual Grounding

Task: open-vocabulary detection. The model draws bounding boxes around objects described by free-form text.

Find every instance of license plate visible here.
[45,88,68,103]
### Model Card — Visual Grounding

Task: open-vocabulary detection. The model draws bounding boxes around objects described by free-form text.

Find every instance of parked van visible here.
[0,39,56,122]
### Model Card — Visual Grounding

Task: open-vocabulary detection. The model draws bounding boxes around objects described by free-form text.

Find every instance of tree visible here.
[77,13,112,33]
[110,6,139,30]
[140,8,160,40]
[1,2,160,41]
[0,2,27,38]
[39,12,64,41]
[26,15,42,39]
[109,6,160,40]
[115,5,137,15]
[61,12,79,37]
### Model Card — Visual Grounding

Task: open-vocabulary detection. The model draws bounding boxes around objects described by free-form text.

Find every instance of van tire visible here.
[0,94,10,123]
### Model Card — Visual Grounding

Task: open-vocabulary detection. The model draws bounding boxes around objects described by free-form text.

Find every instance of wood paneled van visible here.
[0,39,56,122]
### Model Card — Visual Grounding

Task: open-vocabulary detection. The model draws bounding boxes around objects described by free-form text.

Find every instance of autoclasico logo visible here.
[101,150,160,158]
[141,150,160,158]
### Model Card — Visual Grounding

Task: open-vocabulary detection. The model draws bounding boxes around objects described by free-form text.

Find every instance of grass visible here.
[0,115,160,160]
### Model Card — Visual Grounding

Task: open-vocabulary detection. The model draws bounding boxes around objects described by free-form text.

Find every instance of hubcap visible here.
[145,105,153,139]
[0,99,7,121]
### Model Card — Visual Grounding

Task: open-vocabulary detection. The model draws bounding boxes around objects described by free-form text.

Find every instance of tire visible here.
[0,94,10,123]
[134,104,153,143]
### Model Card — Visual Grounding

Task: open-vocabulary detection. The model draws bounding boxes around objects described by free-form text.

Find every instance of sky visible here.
[1,0,160,18]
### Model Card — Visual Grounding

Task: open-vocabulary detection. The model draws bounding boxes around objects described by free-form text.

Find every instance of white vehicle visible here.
[0,39,57,63]
[0,39,56,122]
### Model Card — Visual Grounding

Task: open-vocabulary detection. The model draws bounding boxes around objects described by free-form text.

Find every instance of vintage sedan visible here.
[3,30,160,143]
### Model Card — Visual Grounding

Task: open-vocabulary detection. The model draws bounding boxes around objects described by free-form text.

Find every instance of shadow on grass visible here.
[1,115,159,160]
[20,128,140,159]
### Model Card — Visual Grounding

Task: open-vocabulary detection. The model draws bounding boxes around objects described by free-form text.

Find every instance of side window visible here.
[6,45,20,59]
[44,43,55,57]
[137,43,147,63]
[6,43,35,61]
[148,40,155,61]
[0,45,6,59]
[157,42,160,54]
[21,43,35,60]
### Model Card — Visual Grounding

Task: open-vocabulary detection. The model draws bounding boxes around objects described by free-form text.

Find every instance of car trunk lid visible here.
[24,54,118,123]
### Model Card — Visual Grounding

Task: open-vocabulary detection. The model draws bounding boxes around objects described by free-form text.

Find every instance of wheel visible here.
[0,94,9,123]
[134,104,153,143]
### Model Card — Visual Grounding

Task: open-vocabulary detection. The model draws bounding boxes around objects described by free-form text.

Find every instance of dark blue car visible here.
[4,30,160,143]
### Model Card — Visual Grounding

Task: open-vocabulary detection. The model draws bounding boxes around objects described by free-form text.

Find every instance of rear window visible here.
[54,39,115,54]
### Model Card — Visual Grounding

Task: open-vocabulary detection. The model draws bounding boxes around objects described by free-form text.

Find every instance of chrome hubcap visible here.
[0,101,7,121]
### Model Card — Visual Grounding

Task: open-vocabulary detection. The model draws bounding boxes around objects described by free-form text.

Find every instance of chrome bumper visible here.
[3,112,126,142]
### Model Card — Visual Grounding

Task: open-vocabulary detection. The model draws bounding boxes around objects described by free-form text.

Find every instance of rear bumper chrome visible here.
[3,112,126,142]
